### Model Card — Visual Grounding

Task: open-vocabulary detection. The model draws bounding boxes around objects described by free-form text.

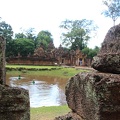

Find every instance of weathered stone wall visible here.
[7,57,58,65]
[0,36,6,84]
[0,36,30,120]
[7,45,87,66]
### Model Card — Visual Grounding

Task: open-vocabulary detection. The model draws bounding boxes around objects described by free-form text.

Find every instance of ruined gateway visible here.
[55,24,120,120]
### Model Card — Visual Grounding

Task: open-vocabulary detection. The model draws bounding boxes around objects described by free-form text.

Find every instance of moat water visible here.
[6,75,68,108]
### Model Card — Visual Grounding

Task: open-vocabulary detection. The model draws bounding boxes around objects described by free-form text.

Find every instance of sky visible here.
[0,0,120,48]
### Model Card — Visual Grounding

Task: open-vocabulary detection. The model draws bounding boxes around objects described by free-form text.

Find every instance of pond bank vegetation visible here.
[6,65,91,120]
[6,65,90,79]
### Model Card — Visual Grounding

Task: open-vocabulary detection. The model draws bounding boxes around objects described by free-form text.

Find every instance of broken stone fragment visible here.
[92,53,120,74]
[92,24,120,74]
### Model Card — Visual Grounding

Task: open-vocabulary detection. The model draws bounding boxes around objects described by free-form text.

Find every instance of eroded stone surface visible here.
[0,36,6,84]
[92,54,120,74]
[0,85,30,120]
[0,36,30,120]
[65,72,120,120]
[92,24,120,73]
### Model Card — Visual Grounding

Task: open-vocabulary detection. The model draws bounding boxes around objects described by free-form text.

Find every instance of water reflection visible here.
[6,75,68,108]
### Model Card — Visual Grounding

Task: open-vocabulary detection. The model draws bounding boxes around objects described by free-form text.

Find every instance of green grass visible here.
[6,64,60,69]
[6,65,89,79]
[30,105,70,120]
[28,67,87,78]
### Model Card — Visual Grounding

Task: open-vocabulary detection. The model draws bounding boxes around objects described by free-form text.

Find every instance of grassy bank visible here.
[6,64,60,69]
[6,65,89,79]
[31,105,70,120]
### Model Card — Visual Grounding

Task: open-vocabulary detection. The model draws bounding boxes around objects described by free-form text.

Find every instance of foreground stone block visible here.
[65,72,120,120]
[0,85,30,120]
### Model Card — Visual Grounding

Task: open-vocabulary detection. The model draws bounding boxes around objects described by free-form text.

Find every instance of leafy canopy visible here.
[60,19,97,50]
[82,46,100,59]
[0,18,14,57]
[102,0,120,26]
[35,30,53,49]
[15,28,36,40]
[0,20,13,42]
[13,38,35,57]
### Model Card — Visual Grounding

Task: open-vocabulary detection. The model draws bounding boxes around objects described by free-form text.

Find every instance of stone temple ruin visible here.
[0,36,30,120]
[7,42,89,66]
[55,24,120,120]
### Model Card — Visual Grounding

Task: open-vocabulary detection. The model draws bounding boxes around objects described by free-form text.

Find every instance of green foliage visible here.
[60,19,97,50]
[6,40,16,57]
[25,28,36,40]
[13,38,35,57]
[102,0,120,26]
[0,20,13,41]
[82,46,100,59]
[15,28,36,40]
[35,30,53,49]
[15,33,26,39]
[0,18,99,59]
[0,19,14,57]
[82,47,90,55]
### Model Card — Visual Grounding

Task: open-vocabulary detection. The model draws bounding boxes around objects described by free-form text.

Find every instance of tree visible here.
[82,46,100,59]
[60,19,97,50]
[15,33,26,39]
[0,19,14,57]
[35,30,53,49]
[0,20,13,42]
[6,40,16,57]
[15,28,36,40]
[102,0,120,26]
[25,28,36,40]
[12,38,35,57]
